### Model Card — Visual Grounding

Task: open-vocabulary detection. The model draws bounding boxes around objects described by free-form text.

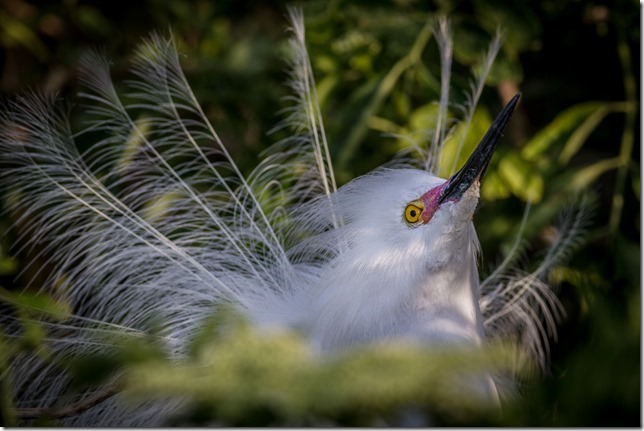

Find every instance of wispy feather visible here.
[0,9,584,426]
[480,196,592,374]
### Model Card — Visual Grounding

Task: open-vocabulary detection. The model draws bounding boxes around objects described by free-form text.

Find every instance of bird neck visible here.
[412,232,485,346]
[307,224,485,352]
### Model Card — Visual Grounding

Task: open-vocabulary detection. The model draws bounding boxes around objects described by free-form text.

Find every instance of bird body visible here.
[209,167,484,354]
[0,10,574,426]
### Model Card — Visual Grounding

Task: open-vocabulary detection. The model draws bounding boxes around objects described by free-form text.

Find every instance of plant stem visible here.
[608,27,636,236]
[337,20,433,170]
[0,334,17,426]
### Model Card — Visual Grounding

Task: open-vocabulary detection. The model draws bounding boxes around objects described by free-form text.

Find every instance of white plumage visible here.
[0,9,582,426]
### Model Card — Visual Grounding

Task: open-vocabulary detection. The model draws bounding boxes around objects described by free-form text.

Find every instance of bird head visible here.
[403,94,520,229]
[324,94,520,275]
[402,94,520,265]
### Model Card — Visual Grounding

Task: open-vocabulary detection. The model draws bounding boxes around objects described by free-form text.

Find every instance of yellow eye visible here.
[404,201,424,225]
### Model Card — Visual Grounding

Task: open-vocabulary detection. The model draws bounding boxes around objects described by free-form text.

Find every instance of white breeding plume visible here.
[0,8,584,426]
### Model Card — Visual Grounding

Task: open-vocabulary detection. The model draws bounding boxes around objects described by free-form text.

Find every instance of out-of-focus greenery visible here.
[120,314,525,426]
[0,0,639,426]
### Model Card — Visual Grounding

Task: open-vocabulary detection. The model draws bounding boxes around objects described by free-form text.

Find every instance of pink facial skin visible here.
[419,181,448,223]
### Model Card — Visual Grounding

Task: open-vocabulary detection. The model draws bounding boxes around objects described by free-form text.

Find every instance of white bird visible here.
[0,10,578,426]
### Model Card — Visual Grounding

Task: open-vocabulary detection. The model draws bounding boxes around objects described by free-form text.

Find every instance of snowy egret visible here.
[0,10,572,426]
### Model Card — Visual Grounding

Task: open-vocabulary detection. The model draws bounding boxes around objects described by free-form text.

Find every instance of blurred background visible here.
[0,0,640,426]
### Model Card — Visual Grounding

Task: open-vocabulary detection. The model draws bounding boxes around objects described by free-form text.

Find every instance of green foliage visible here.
[7,310,523,426]
[121,318,520,426]
[0,289,72,426]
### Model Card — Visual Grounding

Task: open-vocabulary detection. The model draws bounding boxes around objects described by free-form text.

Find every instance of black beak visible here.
[438,93,520,204]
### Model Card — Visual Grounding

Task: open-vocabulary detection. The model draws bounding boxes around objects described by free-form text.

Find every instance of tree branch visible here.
[14,380,122,421]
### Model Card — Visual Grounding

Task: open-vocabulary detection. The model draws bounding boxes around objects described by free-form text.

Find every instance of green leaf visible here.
[315,74,339,107]
[566,157,622,191]
[0,289,71,322]
[558,105,609,164]
[438,109,492,179]
[522,102,606,160]
[481,169,511,201]
[497,152,544,202]
[408,102,439,132]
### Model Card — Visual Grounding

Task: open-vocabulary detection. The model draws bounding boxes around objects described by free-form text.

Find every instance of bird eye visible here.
[403,201,424,225]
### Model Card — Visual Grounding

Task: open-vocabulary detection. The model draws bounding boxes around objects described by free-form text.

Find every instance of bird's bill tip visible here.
[438,93,520,204]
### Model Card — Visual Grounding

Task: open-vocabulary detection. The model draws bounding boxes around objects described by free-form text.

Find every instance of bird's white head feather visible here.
[281,168,484,351]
